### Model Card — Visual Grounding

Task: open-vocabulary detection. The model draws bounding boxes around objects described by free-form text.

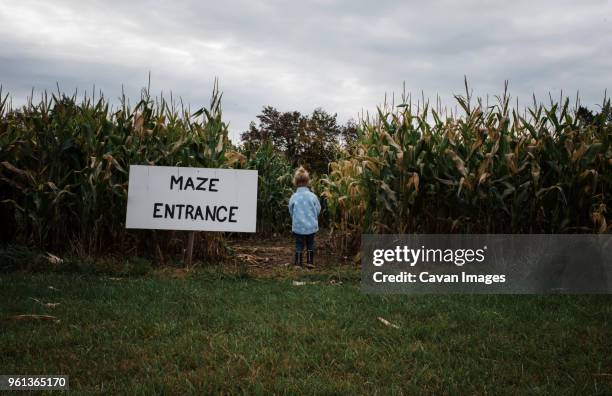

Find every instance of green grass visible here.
[1,270,611,395]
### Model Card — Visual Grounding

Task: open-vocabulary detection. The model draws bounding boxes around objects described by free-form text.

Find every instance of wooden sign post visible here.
[186,231,195,268]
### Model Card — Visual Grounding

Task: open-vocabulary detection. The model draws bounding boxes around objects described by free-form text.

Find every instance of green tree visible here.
[241,106,344,174]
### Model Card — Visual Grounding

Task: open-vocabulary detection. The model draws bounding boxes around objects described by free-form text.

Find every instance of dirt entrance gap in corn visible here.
[229,231,350,276]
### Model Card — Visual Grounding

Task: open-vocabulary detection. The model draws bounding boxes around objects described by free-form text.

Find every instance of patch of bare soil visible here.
[228,230,349,276]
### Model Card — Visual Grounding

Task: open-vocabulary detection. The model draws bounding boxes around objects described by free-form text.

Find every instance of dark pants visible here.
[294,233,315,253]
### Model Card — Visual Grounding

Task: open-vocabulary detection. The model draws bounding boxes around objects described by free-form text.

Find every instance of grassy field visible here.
[1,269,611,395]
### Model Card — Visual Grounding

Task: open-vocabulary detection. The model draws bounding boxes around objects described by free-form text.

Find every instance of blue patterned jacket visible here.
[288,187,321,235]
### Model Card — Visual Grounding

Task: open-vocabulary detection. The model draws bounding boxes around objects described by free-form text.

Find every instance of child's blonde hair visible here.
[293,166,310,187]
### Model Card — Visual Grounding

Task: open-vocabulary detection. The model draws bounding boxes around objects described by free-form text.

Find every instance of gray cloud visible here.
[1,0,610,141]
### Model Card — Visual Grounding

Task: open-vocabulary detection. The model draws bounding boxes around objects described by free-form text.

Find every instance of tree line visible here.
[240,106,358,175]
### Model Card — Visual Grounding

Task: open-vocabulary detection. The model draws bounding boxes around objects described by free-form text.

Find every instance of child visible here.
[289,166,321,268]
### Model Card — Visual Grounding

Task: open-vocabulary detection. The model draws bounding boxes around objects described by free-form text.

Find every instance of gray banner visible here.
[361,234,612,294]
[0,375,69,390]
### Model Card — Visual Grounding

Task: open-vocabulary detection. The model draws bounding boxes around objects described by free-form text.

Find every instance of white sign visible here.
[126,165,258,232]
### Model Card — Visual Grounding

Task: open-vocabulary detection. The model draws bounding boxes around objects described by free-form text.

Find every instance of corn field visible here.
[322,83,612,253]
[240,140,294,234]
[0,82,240,259]
[1,81,610,261]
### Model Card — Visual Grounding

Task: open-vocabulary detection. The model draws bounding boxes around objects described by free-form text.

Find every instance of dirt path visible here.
[230,231,342,272]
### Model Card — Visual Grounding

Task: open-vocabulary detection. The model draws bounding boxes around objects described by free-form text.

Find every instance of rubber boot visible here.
[306,250,314,268]
[294,251,303,267]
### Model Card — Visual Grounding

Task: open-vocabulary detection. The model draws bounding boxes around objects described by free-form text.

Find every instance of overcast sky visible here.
[1,0,611,141]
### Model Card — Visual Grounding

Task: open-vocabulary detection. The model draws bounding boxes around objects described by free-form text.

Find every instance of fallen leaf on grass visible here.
[45,252,63,265]
[5,314,59,323]
[377,317,400,329]
[409,341,425,352]
[292,280,320,286]
[29,298,60,308]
